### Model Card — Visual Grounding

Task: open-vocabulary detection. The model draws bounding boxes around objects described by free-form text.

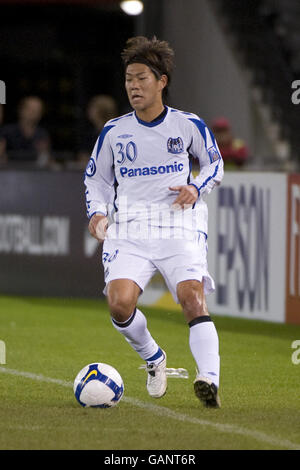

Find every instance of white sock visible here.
[189,316,220,388]
[111,308,163,364]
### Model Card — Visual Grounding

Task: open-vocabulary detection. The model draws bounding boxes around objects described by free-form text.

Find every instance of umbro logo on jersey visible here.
[167,137,184,154]
[117,134,133,139]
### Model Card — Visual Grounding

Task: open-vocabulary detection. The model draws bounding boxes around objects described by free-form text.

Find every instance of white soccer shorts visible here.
[101,229,215,303]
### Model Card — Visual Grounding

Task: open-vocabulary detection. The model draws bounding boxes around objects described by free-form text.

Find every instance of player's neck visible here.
[135,102,165,123]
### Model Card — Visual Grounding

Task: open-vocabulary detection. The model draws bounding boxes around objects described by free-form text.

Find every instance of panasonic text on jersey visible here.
[120,162,184,178]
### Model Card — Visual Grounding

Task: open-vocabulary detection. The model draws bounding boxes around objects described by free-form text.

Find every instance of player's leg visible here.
[107,278,163,361]
[154,233,220,407]
[177,280,220,407]
[107,279,167,398]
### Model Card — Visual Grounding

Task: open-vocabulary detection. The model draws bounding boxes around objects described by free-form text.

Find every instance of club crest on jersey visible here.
[85,157,96,177]
[167,137,184,154]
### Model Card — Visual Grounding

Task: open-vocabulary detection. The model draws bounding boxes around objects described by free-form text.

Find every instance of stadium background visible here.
[0,0,300,323]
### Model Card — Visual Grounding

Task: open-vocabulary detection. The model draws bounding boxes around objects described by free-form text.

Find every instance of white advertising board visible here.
[206,172,287,323]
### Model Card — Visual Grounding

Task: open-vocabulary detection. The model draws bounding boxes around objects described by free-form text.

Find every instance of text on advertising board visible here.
[216,185,269,312]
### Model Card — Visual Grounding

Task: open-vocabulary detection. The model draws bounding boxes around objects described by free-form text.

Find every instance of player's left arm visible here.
[187,117,224,198]
[169,117,224,207]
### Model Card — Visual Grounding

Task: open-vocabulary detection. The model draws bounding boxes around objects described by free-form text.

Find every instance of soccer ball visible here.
[73,362,124,408]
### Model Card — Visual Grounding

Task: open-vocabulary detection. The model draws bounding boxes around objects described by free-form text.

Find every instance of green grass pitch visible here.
[0,294,299,450]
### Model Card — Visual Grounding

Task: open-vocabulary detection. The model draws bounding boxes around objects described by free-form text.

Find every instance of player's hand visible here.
[88,213,108,242]
[169,185,199,208]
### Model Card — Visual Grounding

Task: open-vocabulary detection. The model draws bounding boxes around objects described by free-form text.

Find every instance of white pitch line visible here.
[0,366,299,450]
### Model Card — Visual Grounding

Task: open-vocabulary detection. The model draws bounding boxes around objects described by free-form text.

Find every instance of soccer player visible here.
[84,36,224,407]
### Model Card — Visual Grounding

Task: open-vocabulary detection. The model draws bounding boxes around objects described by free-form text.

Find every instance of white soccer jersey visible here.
[84,106,224,235]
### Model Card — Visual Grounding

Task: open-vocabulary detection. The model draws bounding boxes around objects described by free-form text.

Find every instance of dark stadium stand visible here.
[213,0,300,164]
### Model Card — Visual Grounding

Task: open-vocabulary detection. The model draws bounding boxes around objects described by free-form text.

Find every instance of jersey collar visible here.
[134,106,169,127]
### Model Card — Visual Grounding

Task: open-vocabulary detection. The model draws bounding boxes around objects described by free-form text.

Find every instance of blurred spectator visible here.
[76,95,118,168]
[0,96,53,168]
[211,117,249,169]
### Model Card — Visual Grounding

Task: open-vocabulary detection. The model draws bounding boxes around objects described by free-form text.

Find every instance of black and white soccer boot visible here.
[194,376,221,408]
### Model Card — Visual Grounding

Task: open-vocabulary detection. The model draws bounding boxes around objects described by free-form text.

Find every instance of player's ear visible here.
[159,74,168,92]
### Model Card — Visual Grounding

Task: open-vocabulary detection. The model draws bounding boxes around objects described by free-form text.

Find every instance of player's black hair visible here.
[121,36,175,101]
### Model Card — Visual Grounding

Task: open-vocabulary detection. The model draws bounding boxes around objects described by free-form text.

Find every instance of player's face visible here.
[125,63,166,113]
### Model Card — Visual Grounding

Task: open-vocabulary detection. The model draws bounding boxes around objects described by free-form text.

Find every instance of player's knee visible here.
[181,295,206,317]
[107,292,136,323]
[178,285,207,318]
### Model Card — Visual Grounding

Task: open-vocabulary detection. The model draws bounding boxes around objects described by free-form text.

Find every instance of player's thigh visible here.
[155,234,215,304]
[103,238,156,321]
[102,238,156,292]
[107,278,141,321]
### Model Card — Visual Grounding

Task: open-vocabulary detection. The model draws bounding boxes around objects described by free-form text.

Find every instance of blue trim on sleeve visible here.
[197,230,208,241]
[188,183,200,198]
[188,118,207,147]
[96,125,115,161]
[88,210,107,220]
[109,112,133,123]
[187,117,222,196]
[198,158,221,194]
[188,117,221,159]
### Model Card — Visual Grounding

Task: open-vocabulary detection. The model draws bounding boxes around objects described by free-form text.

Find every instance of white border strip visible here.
[1,366,299,450]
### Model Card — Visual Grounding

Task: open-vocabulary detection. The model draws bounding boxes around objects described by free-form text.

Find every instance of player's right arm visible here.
[84,124,115,242]
[88,213,108,242]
